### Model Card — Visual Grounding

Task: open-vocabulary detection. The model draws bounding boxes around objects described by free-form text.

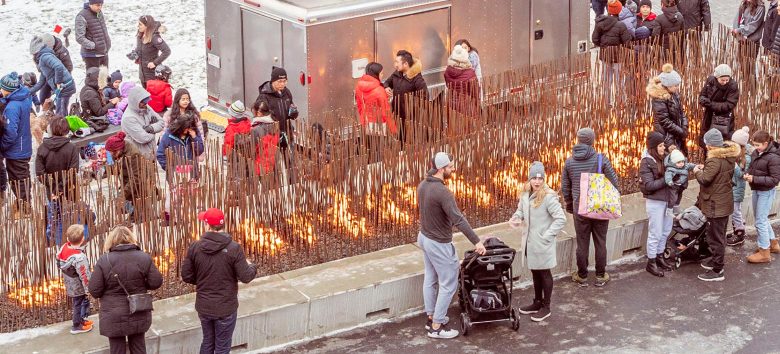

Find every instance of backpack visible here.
[69,99,82,117]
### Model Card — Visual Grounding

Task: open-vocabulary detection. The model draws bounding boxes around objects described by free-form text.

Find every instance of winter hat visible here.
[639,0,652,8]
[703,128,725,147]
[669,149,686,164]
[607,0,623,15]
[577,127,596,146]
[89,0,104,4]
[110,70,123,83]
[528,161,545,180]
[271,66,287,83]
[0,72,21,92]
[731,126,750,147]
[448,45,471,69]
[29,36,46,55]
[105,131,127,152]
[228,100,247,119]
[40,33,56,49]
[198,208,225,227]
[713,64,733,78]
[434,152,453,169]
[658,63,682,87]
[646,131,665,150]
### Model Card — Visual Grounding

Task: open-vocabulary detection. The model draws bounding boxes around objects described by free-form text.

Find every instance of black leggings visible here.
[531,269,553,305]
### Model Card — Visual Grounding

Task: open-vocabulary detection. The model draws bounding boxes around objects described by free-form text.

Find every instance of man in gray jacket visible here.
[75,0,111,70]
[121,86,164,159]
[417,152,486,339]
[561,128,619,287]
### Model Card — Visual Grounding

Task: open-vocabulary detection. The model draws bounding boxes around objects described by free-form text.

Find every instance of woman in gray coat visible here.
[509,162,566,322]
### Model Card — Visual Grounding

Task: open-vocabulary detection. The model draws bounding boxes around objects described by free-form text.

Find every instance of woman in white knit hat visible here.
[726,126,752,246]
[698,63,740,157]
[444,45,479,116]
[509,161,566,322]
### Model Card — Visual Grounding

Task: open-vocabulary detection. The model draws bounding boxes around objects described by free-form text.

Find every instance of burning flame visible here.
[153,248,177,274]
[447,174,492,207]
[286,214,316,244]
[7,279,66,307]
[327,190,368,237]
[237,219,284,254]
[365,185,413,225]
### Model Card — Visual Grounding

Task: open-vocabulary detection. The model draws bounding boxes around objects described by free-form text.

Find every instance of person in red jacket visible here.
[250,101,279,175]
[444,45,479,116]
[355,62,396,135]
[222,100,251,156]
[145,64,172,114]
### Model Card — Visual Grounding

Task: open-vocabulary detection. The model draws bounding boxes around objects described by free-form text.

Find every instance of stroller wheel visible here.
[675,257,682,269]
[511,308,520,331]
[663,246,675,260]
[461,313,471,336]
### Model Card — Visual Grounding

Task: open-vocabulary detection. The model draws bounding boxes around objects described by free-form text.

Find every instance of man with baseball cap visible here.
[182,208,257,354]
[417,152,486,339]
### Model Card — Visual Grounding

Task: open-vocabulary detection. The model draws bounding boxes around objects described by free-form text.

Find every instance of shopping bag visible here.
[578,154,622,220]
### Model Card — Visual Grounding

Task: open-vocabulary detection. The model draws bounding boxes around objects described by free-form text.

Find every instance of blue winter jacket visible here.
[30,47,76,97]
[618,7,637,38]
[156,132,204,180]
[733,146,752,203]
[1,86,33,159]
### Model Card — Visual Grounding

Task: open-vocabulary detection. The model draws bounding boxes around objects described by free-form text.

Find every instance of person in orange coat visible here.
[145,65,173,114]
[355,62,397,135]
[222,100,251,156]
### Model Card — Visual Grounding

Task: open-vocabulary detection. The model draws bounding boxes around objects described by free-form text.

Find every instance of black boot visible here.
[646,258,664,277]
[656,253,673,271]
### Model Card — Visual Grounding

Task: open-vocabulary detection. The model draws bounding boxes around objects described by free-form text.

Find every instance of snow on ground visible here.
[0,0,207,106]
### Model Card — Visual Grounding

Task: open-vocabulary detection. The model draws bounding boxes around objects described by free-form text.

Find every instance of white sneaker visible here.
[427,324,459,339]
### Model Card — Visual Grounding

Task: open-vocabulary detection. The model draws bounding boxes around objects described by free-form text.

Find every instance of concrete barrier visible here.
[5,183,779,353]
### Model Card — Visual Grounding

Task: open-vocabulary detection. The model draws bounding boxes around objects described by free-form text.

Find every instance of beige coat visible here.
[511,190,567,270]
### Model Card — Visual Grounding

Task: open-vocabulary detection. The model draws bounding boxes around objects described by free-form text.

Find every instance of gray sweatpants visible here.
[418,232,459,324]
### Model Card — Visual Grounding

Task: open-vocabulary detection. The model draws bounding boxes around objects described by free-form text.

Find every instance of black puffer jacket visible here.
[592,15,633,63]
[384,59,429,120]
[678,0,712,30]
[648,79,689,156]
[135,22,171,85]
[80,66,115,118]
[639,153,671,202]
[561,144,620,213]
[35,136,80,200]
[256,81,298,136]
[655,6,685,51]
[747,141,780,191]
[88,244,163,338]
[75,5,111,57]
[181,232,257,318]
[51,36,73,72]
[698,75,739,145]
[763,1,780,49]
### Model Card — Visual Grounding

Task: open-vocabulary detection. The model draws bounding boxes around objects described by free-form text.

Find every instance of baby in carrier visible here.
[106,81,136,126]
[665,149,696,215]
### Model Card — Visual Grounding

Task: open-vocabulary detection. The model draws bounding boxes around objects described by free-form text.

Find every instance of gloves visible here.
[143,125,156,134]
[149,115,159,124]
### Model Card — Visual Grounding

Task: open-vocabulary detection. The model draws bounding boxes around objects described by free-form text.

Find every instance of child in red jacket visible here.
[222,100,251,156]
[145,65,173,114]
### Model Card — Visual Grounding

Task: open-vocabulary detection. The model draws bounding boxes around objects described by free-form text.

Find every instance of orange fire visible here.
[7,279,66,307]
[286,214,316,244]
[326,190,368,237]
[365,185,413,225]
[447,174,492,207]
[237,219,284,254]
[153,248,177,274]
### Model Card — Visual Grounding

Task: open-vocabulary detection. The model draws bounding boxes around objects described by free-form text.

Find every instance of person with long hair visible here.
[355,62,396,135]
[164,88,205,160]
[133,15,171,86]
[157,113,204,225]
[89,226,163,354]
[510,162,566,322]
[732,0,766,90]
[726,127,752,246]
[639,132,675,277]
[454,39,482,79]
[744,130,780,263]
[648,63,688,156]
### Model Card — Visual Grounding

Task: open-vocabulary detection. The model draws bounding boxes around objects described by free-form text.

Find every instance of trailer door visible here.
[242,10,283,105]
[529,0,571,65]
[205,0,244,108]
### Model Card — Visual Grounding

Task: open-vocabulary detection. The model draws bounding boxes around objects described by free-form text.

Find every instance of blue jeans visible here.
[646,199,673,258]
[418,232,459,324]
[199,311,237,354]
[591,0,606,16]
[71,295,90,328]
[55,91,73,117]
[752,189,776,249]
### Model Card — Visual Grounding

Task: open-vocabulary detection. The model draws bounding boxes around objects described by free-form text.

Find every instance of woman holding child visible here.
[639,132,675,277]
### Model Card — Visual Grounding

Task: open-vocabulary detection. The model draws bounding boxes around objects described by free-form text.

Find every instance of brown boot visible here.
[771,239,780,254]
[747,248,771,264]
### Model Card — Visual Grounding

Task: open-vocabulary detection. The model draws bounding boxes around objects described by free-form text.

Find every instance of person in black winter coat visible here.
[255,66,298,151]
[182,208,257,354]
[698,64,740,152]
[75,0,111,70]
[655,0,685,60]
[384,50,428,145]
[89,226,163,354]
[639,132,675,277]
[35,116,79,201]
[80,67,119,120]
[134,15,171,86]
[762,0,780,50]
[592,8,633,107]
[648,63,689,156]
[678,0,712,30]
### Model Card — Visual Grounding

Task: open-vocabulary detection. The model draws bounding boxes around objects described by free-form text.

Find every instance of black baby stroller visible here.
[457,237,519,335]
[662,205,711,269]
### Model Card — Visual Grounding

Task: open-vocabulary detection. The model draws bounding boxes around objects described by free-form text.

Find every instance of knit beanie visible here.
[731,126,750,147]
[0,72,21,92]
[658,63,682,87]
[669,149,686,164]
[608,0,623,15]
[89,0,104,4]
[703,128,724,147]
[271,66,287,83]
[40,33,56,49]
[29,36,46,55]
[110,70,123,83]
[106,131,127,152]
[577,127,596,146]
[448,45,471,69]
[434,152,453,169]
[528,161,545,180]
[646,131,665,150]
[713,64,733,78]
[228,100,247,120]
[639,0,652,8]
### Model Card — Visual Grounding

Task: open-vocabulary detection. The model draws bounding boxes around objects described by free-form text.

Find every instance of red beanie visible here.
[106,131,127,152]
[608,0,623,15]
